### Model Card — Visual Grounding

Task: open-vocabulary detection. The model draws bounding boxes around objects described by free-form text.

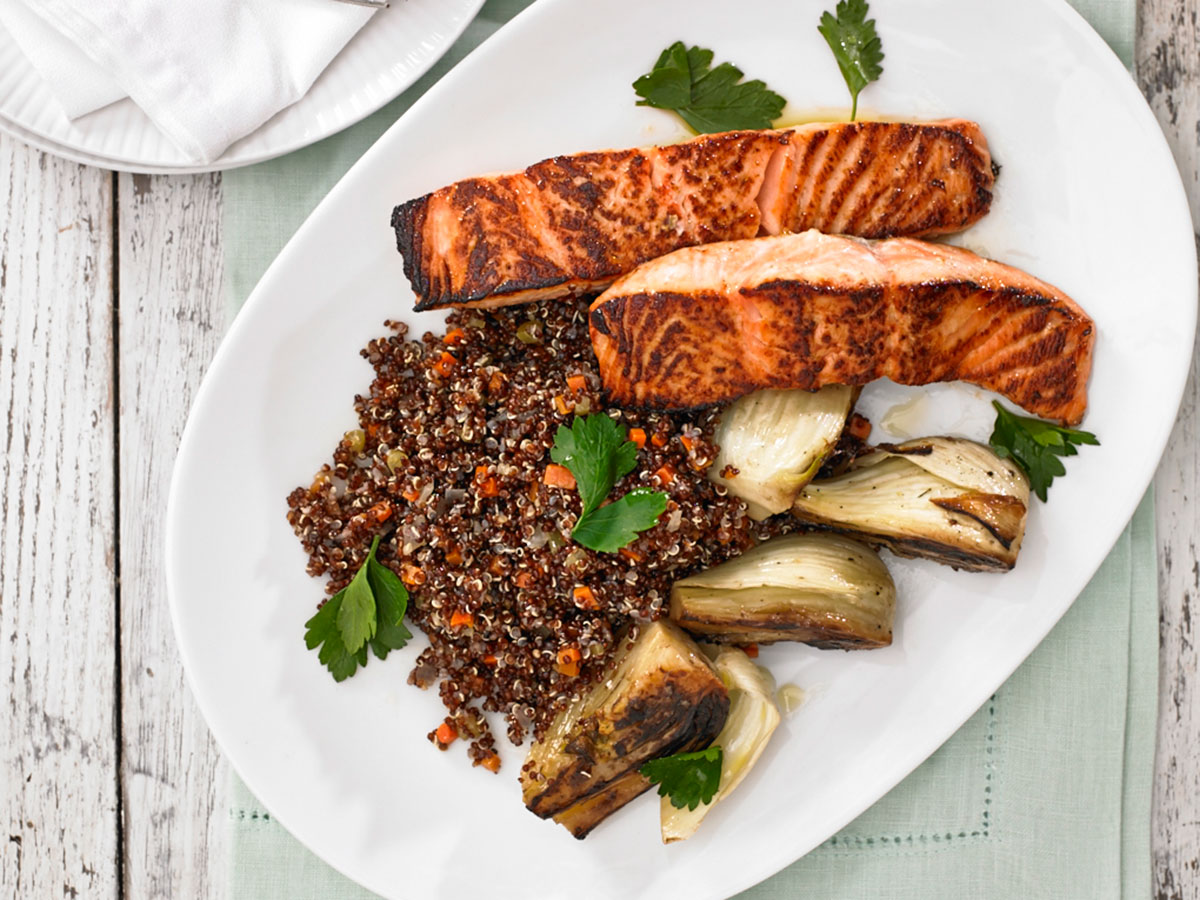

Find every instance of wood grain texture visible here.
[1138,1,1200,898]
[0,137,119,898]
[116,171,228,900]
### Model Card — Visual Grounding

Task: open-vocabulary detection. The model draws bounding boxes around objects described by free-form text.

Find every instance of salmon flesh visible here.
[392,120,994,311]
[588,231,1094,425]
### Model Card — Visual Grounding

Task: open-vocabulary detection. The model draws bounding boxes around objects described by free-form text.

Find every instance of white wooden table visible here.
[0,2,1197,896]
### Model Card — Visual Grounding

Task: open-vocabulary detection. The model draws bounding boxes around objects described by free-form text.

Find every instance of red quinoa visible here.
[286,298,788,768]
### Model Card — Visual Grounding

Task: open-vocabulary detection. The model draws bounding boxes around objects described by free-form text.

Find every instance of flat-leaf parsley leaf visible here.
[633,41,786,134]
[550,414,668,552]
[304,534,411,681]
[640,747,724,811]
[818,0,884,120]
[988,401,1099,502]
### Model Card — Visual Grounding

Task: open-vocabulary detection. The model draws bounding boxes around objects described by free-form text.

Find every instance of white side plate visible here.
[0,0,484,172]
[167,0,1196,897]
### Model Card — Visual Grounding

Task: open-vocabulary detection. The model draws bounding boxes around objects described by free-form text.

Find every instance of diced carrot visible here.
[515,571,534,589]
[848,413,872,441]
[651,432,668,448]
[567,373,587,393]
[367,501,392,523]
[401,564,426,587]
[629,428,647,449]
[442,328,466,346]
[619,547,644,563]
[432,351,458,377]
[402,486,421,503]
[474,465,500,497]
[488,371,507,397]
[449,610,474,629]
[479,753,501,773]
[435,721,457,744]
[553,394,571,415]
[543,463,576,489]
[742,643,759,658]
[366,422,381,439]
[572,585,598,610]
[483,654,498,666]
[444,545,464,566]
[555,646,582,677]
[680,435,696,453]
[488,556,507,576]
[654,464,676,485]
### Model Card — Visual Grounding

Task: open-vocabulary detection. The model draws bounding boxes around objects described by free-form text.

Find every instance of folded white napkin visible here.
[0,0,374,163]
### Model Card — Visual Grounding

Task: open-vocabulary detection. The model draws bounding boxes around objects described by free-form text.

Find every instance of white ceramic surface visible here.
[166,0,1197,897]
[0,0,484,173]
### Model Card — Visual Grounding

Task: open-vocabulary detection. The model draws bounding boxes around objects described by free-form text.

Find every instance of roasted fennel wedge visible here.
[792,436,1031,572]
[709,386,854,519]
[520,620,729,839]
[660,647,781,842]
[670,533,895,649]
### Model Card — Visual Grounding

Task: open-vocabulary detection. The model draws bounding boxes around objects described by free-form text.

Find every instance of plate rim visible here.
[166,0,1199,894]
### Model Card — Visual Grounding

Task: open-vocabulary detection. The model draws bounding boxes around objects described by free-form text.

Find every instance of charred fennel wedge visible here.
[661,647,781,842]
[709,387,854,520]
[670,533,895,649]
[793,436,1031,572]
[520,621,728,839]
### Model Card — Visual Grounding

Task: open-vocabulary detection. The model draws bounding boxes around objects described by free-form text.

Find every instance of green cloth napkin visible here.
[222,2,1153,897]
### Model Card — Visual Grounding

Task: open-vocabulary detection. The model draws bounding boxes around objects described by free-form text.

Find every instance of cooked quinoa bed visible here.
[286,298,787,768]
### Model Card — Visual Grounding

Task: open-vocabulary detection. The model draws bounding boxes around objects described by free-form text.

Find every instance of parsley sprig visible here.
[550,414,668,553]
[640,747,723,811]
[304,534,412,682]
[988,401,1099,502]
[633,42,786,134]
[818,0,884,120]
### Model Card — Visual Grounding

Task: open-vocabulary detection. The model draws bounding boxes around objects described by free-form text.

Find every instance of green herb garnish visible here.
[640,747,723,811]
[550,414,668,552]
[304,534,412,682]
[818,0,884,120]
[988,401,1099,502]
[633,41,786,134]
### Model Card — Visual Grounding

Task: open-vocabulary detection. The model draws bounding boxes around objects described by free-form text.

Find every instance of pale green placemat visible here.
[222,2,1153,897]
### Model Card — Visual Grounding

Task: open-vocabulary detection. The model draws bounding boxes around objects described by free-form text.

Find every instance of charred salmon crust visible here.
[589,231,1094,425]
[392,120,994,311]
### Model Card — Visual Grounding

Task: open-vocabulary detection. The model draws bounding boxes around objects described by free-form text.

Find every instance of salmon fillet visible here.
[392,120,994,311]
[589,231,1094,425]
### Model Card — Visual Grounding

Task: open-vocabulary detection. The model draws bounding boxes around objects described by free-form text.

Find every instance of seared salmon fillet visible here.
[589,231,1094,425]
[392,120,994,311]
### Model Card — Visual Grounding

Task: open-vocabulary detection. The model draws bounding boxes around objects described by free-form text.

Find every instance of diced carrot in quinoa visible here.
[619,547,644,563]
[514,571,534,589]
[680,435,696,453]
[654,464,677,485]
[566,373,587,393]
[401,486,421,503]
[742,643,759,658]
[444,545,464,565]
[651,432,668,447]
[572,585,598,610]
[449,610,474,629]
[479,753,501,773]
[628,427,647,449]
[367,501,392,523]
[482,654,498,666]
[432,351,458,377]
[552,394,571,415]
[443,328,466,345]
[401,564,426,586]
[555,646,582,677]
[543,464,576,489]
[435,721,458,744]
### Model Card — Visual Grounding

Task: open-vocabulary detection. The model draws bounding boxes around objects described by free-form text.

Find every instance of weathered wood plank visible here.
[116,171,227,900]
[0,137,119,898]
[1138,1,1200,898]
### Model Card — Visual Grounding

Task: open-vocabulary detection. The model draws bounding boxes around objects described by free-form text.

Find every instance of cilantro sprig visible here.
[818,0,884,120]
[988,401,1099,502]
[304,534,412,682]
[640,747,723,811]
[550,414,668,553]
[633,42,786,134]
